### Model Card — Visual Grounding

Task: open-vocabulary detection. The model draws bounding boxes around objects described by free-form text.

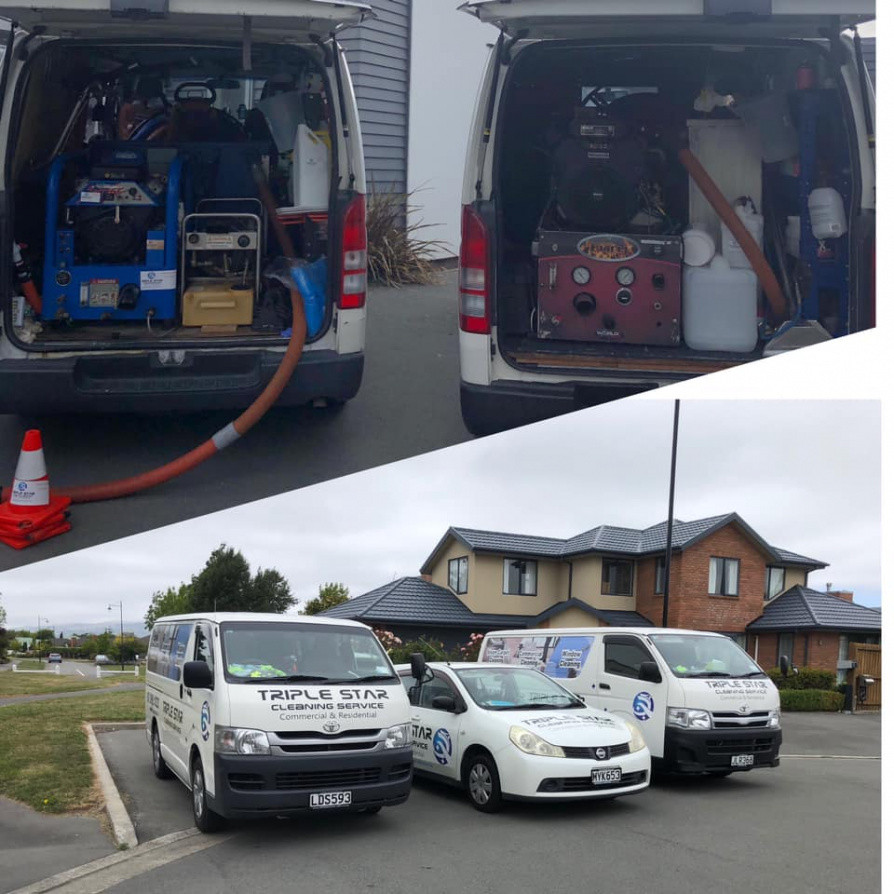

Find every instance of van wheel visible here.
[357,805,382,815]
[151,725,173,780]
[191,757,225,833]
[464,754,503,813]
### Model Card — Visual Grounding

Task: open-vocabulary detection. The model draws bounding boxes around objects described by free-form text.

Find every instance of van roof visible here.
[482,627,729,638]
[153,612,367,628]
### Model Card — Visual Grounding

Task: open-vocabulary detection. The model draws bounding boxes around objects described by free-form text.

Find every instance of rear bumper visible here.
[208,747,413,818]
[0,349,363,414]
[460,378,658,435]
[661,727,782,774]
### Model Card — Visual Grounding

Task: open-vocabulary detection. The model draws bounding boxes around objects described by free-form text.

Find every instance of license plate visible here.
[309,791,352,808]
[591,767,622,785]
[731,754,754,768]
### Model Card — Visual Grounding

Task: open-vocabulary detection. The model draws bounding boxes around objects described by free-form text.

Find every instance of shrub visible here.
[366,189,449,286]
[767,667,837,691]
[780,689,845,711]
[388,636,450,666]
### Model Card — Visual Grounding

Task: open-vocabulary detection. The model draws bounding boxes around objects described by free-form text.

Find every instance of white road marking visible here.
[76,669,85,677]
[782,754,880,760]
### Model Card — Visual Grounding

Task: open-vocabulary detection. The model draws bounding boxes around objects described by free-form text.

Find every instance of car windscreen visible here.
[648,634,764,679]
[454,667,582,710]
[220,622,397,685]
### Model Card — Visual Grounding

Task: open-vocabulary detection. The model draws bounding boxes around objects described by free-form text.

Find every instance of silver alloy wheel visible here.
[152,730,162,770]
[192,765,205,820]
[468,762,493,805]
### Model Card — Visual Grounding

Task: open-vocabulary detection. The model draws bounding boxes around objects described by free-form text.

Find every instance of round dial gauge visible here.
[616,267,636,287]
[571,266,591,285]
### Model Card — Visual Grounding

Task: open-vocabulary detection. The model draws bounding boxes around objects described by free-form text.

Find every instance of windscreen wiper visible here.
[349,674,398,683]
[237,674,330,684]
[492,702,576,710]
[687,672,733,678]
[739,671,768,678]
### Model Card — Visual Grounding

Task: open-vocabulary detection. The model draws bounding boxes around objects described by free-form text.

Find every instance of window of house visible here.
[709,557,740,596]
[602,560,633,596]
[727,633,746,650]
[604,636,657,680]
[448,556,469,594]
[777,632,794,666]
[654,556,666,594]
[503,558,537,596]
[765,566,785,601]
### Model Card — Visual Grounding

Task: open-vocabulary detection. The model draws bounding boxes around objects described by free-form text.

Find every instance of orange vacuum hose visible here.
[2,172,309,505]
[679,147,787,320]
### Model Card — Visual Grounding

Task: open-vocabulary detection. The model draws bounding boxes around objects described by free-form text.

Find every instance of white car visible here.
[397,660,650,812]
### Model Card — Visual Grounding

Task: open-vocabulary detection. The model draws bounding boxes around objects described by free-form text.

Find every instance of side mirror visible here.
[779,655,791,678]
[410,652,427,681]
[638,661,662,684]
[183,660,213,690]
[431,694,457,712]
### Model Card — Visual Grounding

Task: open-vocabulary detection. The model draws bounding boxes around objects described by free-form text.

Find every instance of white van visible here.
[0,1,370,413]
[457,1,875,434]
[397,658,650,812]
[479,628,782,776]
[145,613,413,831]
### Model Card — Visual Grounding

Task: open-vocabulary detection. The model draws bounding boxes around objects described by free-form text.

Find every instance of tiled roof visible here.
[530,599,654,628]
[747,586,882,632]
[320,577,524,628]
[421,515,826,570]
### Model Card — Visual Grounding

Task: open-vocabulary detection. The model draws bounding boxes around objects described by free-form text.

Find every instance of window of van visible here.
[220,622,396,683]
[650,634,763,679]
[604,636,655,680]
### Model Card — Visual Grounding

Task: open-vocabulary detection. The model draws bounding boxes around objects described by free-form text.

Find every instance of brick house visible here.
[323,513,861,666]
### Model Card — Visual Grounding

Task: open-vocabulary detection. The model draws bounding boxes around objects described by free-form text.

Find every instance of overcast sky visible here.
[0,399,879,633]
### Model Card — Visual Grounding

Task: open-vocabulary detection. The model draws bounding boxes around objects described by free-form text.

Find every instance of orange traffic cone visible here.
[0,430,71,549]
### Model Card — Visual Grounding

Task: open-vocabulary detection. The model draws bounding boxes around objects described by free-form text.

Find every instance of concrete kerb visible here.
[84,722,144,850]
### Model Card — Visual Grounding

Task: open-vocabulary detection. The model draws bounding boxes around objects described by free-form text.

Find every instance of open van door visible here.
[460,0,874,38]
[0,0,370,40]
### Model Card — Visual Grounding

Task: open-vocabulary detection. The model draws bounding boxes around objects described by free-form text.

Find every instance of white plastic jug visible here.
[721,203,764,269]
[291,124,329,211]
[683,256,759,353]
[808,188,848,240]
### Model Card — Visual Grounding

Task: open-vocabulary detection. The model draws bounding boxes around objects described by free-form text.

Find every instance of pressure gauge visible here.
[571,266,591,285]
[616,267,635,286]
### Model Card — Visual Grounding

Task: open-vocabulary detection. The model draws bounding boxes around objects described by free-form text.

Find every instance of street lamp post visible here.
[36,615,49,666]
[108,602,124,670]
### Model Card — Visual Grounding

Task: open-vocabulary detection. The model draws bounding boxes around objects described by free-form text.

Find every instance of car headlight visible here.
[767,709,780,729]
[509,725,565,758]
[214,726,271,755]
[384,723,411,749]
[623,720,647,753]
[666,707,712,730]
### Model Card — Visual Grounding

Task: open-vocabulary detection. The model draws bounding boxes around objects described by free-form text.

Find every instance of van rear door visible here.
[0,0,370,39]
[460,0,874,38]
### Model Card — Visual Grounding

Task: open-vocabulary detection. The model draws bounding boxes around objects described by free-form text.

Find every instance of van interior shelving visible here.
[7,40,336,352]
[492,39,863,374]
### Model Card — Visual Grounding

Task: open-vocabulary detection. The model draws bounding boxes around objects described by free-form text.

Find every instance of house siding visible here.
[340,0,411,194]
[570,555,639,611]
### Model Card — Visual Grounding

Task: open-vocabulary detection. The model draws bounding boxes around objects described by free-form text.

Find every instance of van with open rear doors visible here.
[457,0,875,435]
[0,0,370,412]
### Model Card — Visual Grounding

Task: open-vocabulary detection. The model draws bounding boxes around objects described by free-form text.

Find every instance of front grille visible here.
[705,736,776,757]
[275,767,381,790]
[275,728,381,740]
[564,743,631,760]
[278,741,379,754]
[537,770,648,793]
[711,712,772,729]
[228,773,265,791]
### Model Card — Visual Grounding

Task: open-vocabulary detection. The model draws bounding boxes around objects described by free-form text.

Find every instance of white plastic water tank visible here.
[683,256,759,352]
[721,203,764,269]
[808,188,848,240]
[291,124,329,211]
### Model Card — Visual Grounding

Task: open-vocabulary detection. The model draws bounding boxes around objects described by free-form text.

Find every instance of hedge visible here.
[780,689,845,711]
[767,667,837,691]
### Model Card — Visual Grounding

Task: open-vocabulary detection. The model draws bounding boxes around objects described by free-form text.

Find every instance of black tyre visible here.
[151,725,173,780]
[464,753,503,813]
[357,805,382,815]
[191,756,226,833]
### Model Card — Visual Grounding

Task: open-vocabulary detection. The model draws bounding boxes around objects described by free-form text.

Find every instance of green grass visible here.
[0,689,145,813]
[0,667,143,698]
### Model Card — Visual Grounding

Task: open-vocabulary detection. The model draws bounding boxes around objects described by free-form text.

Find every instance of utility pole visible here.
[108,602,124,670]
[662,401,681,628]
[36,614,49,665]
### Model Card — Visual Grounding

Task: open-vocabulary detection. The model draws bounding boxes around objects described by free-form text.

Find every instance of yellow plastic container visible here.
[182,281,254,327]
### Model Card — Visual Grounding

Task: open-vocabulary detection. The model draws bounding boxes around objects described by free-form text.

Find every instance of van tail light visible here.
[339,194,367,309]
[459,204,490,334]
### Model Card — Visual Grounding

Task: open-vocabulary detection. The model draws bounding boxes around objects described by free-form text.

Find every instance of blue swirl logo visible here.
[432,728,452,765]
[200,701,211,741]
[632,691,654,721]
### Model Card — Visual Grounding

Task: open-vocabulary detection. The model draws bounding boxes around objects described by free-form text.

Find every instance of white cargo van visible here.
[145,613,413,831]
[479,628,782,776]
[0,1,370,413]
[457,0,875,434]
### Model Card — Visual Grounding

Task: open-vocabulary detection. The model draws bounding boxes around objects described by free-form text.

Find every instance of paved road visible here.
[16,713,867,894]
[0,275,470,572]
